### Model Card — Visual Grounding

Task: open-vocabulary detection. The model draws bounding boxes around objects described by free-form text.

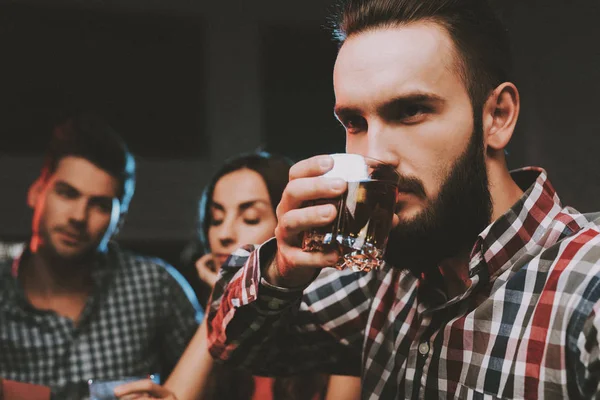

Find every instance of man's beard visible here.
[383,125,492,276]
[35,218,97,266]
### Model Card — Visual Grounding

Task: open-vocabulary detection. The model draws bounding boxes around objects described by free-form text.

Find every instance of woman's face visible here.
[208,168,278,266]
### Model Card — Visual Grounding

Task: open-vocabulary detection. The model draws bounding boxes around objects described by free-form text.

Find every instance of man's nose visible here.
[358,124,400,169]
[69,199,88,225]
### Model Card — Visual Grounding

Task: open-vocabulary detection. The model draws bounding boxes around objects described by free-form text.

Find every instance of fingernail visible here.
[330,179,345,191]
[320,156,333,170]
[327,252,341,264]
[319,205,333,218]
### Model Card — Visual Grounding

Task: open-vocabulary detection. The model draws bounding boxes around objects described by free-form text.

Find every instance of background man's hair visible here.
[42,113,136,214]
[332,0,512,115]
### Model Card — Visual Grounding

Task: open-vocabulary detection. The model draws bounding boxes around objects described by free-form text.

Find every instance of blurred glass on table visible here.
[88,374,159,400]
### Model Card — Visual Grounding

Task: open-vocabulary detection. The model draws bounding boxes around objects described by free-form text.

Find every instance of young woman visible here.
[115,152,360,400]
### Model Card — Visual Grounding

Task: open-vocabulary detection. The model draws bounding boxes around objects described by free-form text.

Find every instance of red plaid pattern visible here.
[208,168,600,399]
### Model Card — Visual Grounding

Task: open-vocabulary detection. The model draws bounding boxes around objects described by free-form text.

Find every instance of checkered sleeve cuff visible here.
[252,238,307,314]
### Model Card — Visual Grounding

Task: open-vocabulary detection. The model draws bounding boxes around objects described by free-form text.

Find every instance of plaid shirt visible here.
[0,244,203,400]
[207,167,600,399]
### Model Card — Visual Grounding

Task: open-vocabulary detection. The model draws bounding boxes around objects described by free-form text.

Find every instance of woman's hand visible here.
[195,253,219,288]
[113,379,178,399]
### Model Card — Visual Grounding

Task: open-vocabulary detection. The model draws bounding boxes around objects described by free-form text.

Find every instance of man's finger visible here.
[278,245,341,270]
[279,176,346,215]
[289,155,334,181]
[277,204,338,239]
[392,213,399,229]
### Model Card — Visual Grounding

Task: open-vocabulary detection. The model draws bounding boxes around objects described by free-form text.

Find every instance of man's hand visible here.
[266,155,347,288]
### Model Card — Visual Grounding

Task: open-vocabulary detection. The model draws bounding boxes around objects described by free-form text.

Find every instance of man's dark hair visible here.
[332,0,512,115]
[42,113,136,214]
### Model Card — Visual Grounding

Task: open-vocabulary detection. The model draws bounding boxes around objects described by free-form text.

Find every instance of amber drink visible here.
[302,154,399,272]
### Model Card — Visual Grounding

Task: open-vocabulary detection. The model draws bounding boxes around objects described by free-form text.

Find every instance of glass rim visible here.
[326,153,400,182]
[88,374,158,385]
[329,152,387,162]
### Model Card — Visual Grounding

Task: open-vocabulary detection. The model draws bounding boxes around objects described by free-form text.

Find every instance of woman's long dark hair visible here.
[182,151,328,400]
[180,151,292,266]
[198,151,292,254]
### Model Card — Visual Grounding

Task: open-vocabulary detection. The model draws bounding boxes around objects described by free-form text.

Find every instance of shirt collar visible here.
[419,167,587,312]
[9,242,115,286]
[3,243,118,321]
[470,167,586,286]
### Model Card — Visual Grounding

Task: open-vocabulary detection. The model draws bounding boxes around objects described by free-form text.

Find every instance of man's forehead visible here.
[333,22,463,105]
[51,156,119,197]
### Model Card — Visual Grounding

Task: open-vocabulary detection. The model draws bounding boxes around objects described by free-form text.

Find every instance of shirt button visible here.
[418,342,430,356]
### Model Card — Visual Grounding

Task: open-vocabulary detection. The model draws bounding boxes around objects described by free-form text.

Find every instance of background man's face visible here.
[30,156,119,262]
[333,23,492,270]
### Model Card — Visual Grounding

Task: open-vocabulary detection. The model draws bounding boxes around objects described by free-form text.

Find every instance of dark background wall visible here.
[1,0,598,264]
[500,1,600,209]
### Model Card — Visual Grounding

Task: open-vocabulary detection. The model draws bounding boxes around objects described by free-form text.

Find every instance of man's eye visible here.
[342,116,367,134]
[55,187,77,199]
[97,203,112,213]
[397,104,431,123]
[90,200,113,213]
[404,105,423,117]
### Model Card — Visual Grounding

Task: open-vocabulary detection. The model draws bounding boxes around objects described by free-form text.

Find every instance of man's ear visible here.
[28,176,50,252]
[27,177,46,209]
[98,198,123,253]
[481,82,520,152]
[112,215,126,238]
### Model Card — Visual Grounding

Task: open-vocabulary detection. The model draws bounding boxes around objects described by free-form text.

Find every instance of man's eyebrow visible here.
[378,93,445,114]
[333,105,361,120]
[54,180,115,202]
[54,180,80,195]
[383,92,445,105]
[89,194,115,203]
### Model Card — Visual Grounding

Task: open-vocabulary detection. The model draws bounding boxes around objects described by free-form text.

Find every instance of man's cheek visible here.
[94,217,113,238]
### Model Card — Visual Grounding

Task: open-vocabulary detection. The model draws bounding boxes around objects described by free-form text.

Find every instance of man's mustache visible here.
[396,175,427,199]
[54,225,89,241]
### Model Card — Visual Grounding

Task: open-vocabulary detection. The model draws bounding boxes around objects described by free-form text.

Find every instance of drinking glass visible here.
[88,374,159,400]
[302,154,399,272]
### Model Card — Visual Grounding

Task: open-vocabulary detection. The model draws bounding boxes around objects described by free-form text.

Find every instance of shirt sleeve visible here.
[207,238,376,376]
[159,263,203,376]
[571,294,600,399]
[563,232,600,398]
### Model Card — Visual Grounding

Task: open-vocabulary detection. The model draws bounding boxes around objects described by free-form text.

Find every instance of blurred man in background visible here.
[0,114,202,399]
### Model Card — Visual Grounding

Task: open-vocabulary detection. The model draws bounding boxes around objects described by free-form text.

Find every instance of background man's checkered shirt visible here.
[0,244,203,399]
[207,168,600,399]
